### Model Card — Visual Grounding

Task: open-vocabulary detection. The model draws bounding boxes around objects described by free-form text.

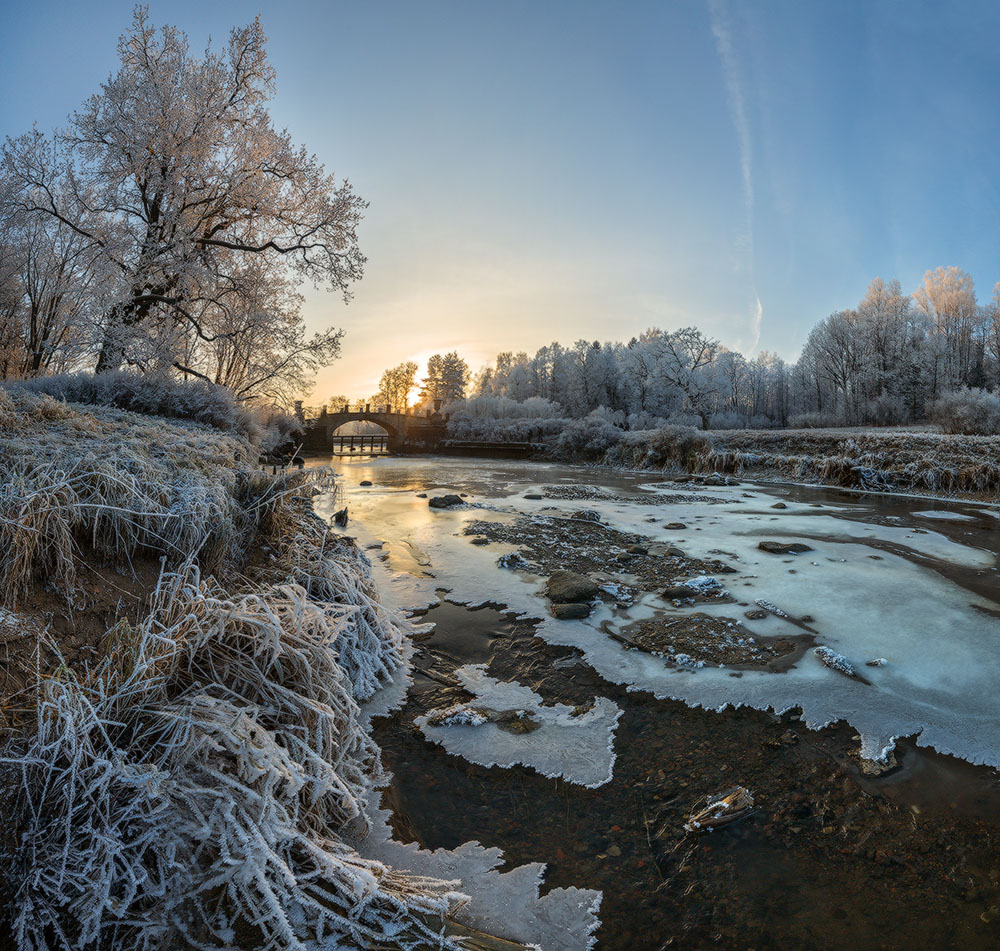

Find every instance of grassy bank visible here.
[0,390,467,951]
[595,426,1000,498]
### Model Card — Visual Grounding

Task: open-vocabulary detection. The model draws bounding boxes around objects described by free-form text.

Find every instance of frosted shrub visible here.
[606,425,711,470]
[869,392,907,426]
[445,395,567,443]
[929,387,1000,435]
[554,412,625,458]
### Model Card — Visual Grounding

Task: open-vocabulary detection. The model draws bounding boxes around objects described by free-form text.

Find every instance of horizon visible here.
[3,1,1000,401]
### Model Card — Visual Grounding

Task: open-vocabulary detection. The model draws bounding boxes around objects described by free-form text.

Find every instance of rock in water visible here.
[359,480,372,486]
[545,569,600,603]
[497,552,531,570]
[551,602,592,620]
[814,645,857,678]
[428,494,464,509]
[771,501,788,509]
[758,540,814,554]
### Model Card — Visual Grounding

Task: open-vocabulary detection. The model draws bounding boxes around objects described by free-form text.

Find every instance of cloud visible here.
[708,0,762,351]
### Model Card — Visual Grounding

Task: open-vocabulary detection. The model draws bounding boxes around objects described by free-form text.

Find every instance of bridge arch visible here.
[301,408,446,453]
[324,411,403,442]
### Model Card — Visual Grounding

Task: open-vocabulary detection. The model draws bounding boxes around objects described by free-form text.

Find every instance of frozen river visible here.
[313,454,1000,770]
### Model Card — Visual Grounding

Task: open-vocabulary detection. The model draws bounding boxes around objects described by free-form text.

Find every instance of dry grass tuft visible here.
[0,563,459,951]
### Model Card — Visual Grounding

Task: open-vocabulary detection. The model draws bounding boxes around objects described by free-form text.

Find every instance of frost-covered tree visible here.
[913,266,983,392]
[2,9,365,389]
[419,351,469,407]
[0,177,100,378]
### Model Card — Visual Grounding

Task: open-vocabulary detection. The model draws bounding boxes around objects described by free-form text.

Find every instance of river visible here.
[311,454,1000,950]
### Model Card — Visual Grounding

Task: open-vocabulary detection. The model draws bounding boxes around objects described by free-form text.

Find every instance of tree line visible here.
[453,270,1000,430]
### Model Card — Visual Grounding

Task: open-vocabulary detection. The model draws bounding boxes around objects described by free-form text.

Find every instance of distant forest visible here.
[449,270,1000,434]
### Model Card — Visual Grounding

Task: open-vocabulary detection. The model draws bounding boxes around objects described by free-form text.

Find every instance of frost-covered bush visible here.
[706,410,777,430]
[554,410,625,458]
[605,425,712,470]
[707,410,745,430]
[9,372,298,448]
[445,395,569,443]
[787,411,845,429]
[868,392,907,426]
[928,387,1000,435]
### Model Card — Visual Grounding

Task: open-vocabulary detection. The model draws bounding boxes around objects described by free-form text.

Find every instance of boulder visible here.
[524,493,543,500]
[545,569,600,603]
[551,601,592,620]
[771,502,788,510]
[665,522,687,530]
[758,540,813,555]
[429,494,464,509]
[359,480,373,486]
[571,509,601,523]
[662,584,694,600]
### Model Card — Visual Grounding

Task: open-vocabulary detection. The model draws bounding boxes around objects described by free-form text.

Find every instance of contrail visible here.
[708,0,762,352]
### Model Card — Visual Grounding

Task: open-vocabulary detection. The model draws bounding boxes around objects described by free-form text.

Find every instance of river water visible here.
[309,454,1000,950]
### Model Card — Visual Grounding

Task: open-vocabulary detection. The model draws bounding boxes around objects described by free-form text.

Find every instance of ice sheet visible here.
[327,457,1000,768]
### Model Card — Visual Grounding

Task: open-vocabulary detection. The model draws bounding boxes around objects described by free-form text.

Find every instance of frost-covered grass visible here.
[0,567,458,951]
[0,389,257,603]
[0,392,469,951]
[6,373,299,450]
[694,427,1000,495]
[541,414,1000,496]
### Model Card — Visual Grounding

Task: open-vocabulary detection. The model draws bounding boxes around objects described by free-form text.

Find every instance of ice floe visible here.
[416,664,622,788]
[348,781,602,951]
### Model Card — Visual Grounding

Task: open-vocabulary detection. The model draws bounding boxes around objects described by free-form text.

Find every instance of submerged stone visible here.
[551,601,592,620]
[429,494,464,509]
[758,540,814,554]
[545,569,600,604]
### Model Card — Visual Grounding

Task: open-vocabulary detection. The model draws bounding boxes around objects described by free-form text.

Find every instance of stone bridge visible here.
[301,405,447,453]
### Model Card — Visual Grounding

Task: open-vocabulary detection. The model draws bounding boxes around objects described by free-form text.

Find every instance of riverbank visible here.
[0,391,517,951]
[493,425,1000,500]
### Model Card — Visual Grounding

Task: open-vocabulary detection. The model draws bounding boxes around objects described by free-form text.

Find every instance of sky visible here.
[3,0,1000,402]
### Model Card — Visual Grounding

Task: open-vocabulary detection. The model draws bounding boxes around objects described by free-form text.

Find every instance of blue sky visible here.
[2,0,1000,399]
